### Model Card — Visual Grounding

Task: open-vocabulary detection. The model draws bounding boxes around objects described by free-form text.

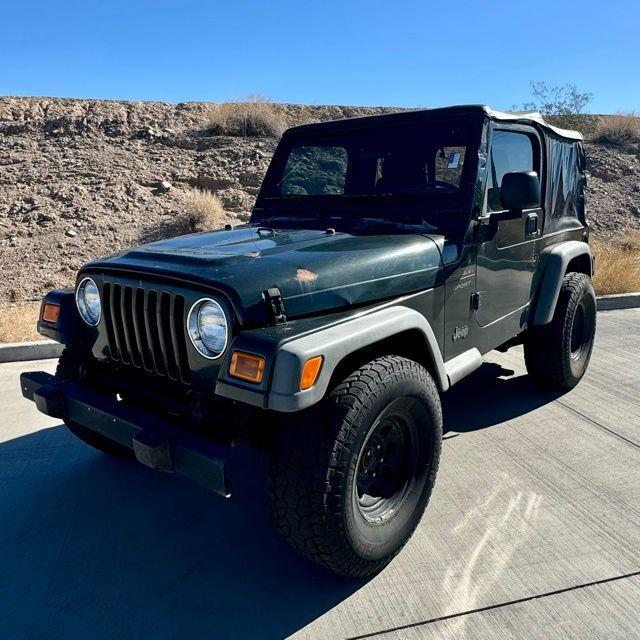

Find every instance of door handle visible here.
[525,212,539,236]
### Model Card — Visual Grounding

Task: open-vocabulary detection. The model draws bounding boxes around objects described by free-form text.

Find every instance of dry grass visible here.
[209,95,285,138]
[0,302,42,343]
[185,188,227,232]
[592,232,640,295]
[593,113,640,148]
[546,113,599,137]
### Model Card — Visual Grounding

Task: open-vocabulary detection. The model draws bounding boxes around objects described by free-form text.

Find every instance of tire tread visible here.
[268,355,441,578]
[525,272,596,389]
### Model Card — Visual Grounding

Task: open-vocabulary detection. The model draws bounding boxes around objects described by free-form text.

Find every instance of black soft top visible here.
[286,105,583,142]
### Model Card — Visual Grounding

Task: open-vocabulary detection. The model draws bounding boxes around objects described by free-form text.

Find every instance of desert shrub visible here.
[593,113,640,148]
[591,233,640,295]
[208,96,285,138]
[519,81,593,116]
[516,82,597,133]
[185,188,226,232]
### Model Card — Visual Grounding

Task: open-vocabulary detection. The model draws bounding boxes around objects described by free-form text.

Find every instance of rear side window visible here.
[280,146,348,195]
[548,139,584,220]
[487,131,534,211]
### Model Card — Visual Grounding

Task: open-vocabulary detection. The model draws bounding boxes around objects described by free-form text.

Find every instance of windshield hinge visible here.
[263,287,287,325]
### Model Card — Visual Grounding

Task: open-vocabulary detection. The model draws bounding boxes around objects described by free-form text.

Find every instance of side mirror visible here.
[500,171,540,210]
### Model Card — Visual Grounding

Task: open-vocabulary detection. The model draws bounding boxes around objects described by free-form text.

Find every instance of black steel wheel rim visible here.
[354,397,420,522]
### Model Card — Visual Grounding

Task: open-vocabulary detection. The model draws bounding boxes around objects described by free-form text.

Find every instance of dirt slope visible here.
[0,97,638,304]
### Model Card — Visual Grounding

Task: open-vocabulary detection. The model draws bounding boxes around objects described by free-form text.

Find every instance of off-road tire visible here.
[268,356,442,578]
[525,272,596,390]
[56,347,134,458]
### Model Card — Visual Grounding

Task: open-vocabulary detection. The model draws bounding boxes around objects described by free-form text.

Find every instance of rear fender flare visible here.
[532,241,592,326]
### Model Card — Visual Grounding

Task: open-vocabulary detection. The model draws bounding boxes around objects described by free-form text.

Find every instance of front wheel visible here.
[525,272,597,389]
[268,356,442,578]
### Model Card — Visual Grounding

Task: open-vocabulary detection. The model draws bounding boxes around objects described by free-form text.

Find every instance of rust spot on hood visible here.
[296,268,318,283]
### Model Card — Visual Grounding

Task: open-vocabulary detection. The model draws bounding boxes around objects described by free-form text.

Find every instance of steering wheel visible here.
[432,180,458,193]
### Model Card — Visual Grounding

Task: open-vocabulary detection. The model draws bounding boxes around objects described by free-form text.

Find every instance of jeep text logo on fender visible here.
[452,325,469,341]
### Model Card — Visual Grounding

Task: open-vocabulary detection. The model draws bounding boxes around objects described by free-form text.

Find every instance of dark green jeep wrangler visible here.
[22,106,596,577]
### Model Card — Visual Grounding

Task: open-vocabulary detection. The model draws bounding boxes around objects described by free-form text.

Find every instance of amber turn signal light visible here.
[42,302,60,324]
[300,356,323,390]
[229,351,266,384]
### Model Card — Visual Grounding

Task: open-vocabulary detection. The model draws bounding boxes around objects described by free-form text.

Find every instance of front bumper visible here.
[20,371,231,497]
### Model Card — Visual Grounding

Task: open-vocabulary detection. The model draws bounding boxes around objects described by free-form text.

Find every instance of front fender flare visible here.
[267,305,448,412]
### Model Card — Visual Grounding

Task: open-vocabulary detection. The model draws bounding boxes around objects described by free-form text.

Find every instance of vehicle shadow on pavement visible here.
[0,362,563,639]
[0,427,361,640]
[443,362,565,433]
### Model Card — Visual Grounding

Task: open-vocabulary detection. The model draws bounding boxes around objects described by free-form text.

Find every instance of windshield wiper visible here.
[259,213,320,224]
[357,216,438,233]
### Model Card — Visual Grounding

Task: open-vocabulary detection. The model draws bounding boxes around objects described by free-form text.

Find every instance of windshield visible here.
[254,118,481,234]
[261,120,477,198]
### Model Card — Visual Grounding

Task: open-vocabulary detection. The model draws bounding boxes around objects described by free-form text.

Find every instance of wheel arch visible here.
[327,328,443,394]
[566,252,592,277]
[531,241,593,326]
[267,306,448,413]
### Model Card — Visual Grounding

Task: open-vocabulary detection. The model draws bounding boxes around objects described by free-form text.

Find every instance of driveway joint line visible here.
[344,570,640,640]
[554,398,640,450]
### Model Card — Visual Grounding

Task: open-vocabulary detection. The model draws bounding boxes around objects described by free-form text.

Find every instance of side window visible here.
[487,131,534,211]
[280,146,348,195]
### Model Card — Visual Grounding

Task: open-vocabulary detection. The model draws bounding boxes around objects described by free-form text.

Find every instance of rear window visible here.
[435,146,466,189]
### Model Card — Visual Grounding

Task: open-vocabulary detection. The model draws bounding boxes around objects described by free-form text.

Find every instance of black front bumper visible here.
[20,371,232,497]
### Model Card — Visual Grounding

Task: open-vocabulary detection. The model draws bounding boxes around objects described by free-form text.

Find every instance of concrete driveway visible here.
[1,309,638,639]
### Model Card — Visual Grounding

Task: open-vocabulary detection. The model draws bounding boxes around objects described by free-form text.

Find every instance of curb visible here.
[0,294,638,364]
[596,292,640,311]
[0,340,64,364]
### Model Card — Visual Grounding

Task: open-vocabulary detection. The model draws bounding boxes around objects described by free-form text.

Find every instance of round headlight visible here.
[187,298,228,359]
[76,277,101,326]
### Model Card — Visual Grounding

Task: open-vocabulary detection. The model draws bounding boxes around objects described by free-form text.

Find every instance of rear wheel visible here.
[56,347,134,458]
[268,356,442,578]
[525,272,596,389]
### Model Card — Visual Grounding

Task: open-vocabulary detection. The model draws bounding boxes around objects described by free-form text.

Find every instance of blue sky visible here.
[1,0,637,113]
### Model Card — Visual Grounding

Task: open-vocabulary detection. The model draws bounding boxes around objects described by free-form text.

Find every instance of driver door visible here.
[476,127,542,327]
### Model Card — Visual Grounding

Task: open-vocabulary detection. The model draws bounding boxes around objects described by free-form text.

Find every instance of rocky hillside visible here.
[0,97,638,304]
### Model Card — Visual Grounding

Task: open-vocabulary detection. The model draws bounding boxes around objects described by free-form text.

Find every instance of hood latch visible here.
[263,287,287,326]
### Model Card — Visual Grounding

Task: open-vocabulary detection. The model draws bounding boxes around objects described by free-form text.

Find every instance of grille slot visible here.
[102,281,191,383]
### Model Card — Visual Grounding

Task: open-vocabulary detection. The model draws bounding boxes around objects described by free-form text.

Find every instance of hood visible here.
[83,226,444,326]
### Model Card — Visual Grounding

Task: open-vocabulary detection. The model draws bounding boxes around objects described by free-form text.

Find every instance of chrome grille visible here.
[102,281,190,383]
